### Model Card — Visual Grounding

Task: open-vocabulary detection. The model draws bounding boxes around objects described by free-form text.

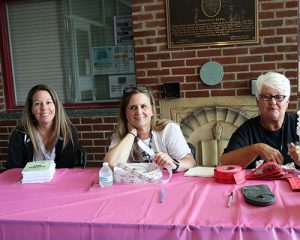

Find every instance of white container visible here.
[99,162,113,188]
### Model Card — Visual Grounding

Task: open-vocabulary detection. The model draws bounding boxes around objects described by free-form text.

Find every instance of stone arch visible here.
[180,106,256,166]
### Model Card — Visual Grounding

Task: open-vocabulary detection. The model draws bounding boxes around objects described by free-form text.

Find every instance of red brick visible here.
[238,56,262,63]
[171,51,196,59]
[277,62,298,69]
[215,57,237,65]
[147,53,171,60]
[146,37,165,44]
[145,20,165,28]
[81,118,103,124]
[186,59,208,67]
[144,4,164,12]
[147,69,170,76]
[276,10,297,18]
[222,48,248,56]
[133,14,154,22]
[224,65,249,72]
[277,45,297,52]
[263,37,283,45]
[264,54,283,62]
[261,20,283,28]
[223,80,248,88]
[135,46,157,53]
[171,68,195,75]
[250,46,275,54]
[276,28,297,35]
[161,76,184,83]
[76,125,93,132]
[161,60,185,68]
[250,63,276,71]
[261,2,284,10]
[103,117,118,123]
[197,49,222,57]
[259,12,274,19]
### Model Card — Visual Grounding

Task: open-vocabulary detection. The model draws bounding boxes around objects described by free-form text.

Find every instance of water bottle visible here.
[99,162,113,188]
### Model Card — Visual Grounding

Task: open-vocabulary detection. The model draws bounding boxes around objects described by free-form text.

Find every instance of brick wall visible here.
[0,0,298,170]
[131,0,298,109]
[0,115,118,169]
[70,116,118,168]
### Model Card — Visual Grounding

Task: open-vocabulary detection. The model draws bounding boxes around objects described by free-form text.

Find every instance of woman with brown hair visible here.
[104,86,195,172]
[7,84,78,169]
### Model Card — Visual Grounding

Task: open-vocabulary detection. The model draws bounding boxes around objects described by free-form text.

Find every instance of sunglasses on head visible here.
[123,85,149,94]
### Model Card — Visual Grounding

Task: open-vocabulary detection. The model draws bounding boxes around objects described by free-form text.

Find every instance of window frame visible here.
[0,1,121,111]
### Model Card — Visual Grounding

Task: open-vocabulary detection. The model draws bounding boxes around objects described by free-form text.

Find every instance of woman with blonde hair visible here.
[104,86,196,171]
[7,84,78,168]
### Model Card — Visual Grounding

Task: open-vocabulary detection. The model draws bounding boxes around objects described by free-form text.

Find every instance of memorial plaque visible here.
[166,0,258,48]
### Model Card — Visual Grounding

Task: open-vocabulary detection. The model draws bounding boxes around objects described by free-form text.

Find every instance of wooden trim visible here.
[0,1,124,112]
[0,1,16,110]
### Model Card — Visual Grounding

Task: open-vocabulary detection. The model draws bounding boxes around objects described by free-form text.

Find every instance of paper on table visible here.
[184,166,215,177]
[21,160,56,184]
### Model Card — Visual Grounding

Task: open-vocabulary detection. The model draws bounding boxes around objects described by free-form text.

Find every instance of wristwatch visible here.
[172,159,180,172]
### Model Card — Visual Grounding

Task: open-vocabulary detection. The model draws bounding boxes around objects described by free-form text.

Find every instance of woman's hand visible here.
[154,152,177,169]
[127,123,137,137]
[288,142,300,166]
[254,143,284,165]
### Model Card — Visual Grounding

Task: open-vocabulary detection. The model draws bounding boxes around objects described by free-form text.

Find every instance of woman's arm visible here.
[7,130,27,169]
[153,123,196,171]
[176,153,196,171]
[220,143,284,168]
[154,152,196,172]
[103,130,137,167]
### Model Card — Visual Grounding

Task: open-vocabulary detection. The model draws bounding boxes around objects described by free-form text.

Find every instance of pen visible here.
[88,181,95,192]
[227,191,234,208]
[160,189,165,203]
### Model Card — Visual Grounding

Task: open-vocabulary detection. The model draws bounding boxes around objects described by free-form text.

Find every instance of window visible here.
[1,0,134,109]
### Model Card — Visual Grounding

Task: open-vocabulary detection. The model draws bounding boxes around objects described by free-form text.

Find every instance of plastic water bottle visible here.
[99,162,113,188]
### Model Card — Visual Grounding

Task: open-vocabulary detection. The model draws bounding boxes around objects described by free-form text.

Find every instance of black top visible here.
[6,125,78,169]
[223,113,298,169]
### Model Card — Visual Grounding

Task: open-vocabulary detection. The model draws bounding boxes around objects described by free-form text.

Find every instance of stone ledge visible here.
[0,108,118,120]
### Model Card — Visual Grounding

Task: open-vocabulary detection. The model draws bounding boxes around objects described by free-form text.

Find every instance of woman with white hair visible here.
[220,71,300,168]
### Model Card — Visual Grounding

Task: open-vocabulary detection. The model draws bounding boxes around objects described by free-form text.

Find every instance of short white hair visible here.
[255,72,290,100]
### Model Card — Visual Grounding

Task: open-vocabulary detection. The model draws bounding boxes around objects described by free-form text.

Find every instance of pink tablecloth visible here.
[0,168,299,240]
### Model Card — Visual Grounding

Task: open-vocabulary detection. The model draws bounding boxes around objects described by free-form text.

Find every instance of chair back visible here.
[74,145,87,169]
[187,142,196,159]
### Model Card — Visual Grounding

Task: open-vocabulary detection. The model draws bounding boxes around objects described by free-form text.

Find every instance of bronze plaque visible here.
[166,0,258,48]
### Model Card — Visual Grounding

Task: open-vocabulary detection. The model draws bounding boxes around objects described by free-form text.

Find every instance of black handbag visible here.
[241,185,275,206]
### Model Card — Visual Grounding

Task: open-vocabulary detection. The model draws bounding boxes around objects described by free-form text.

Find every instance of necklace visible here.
[136,132,153,162]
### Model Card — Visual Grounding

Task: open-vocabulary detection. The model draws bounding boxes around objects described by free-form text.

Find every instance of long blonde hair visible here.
[21,84,72,154]
[115,86,172,160]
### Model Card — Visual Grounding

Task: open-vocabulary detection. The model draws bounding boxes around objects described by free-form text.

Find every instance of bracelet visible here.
[128,132,136,138]
[172,159,180,172]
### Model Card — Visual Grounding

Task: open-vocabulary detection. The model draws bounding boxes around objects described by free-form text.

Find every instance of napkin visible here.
[184,166,215,177]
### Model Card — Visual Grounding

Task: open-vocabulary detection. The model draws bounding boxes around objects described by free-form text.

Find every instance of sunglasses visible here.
[123,85,149,94]
[123,85,153,105]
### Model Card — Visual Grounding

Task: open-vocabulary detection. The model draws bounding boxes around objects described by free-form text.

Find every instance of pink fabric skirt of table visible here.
[0,168,299,240]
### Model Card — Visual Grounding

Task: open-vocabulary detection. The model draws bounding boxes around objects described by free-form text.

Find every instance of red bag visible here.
[246,162,291,180]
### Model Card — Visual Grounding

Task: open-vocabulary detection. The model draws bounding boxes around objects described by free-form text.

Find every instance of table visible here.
[0,168,299,240]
